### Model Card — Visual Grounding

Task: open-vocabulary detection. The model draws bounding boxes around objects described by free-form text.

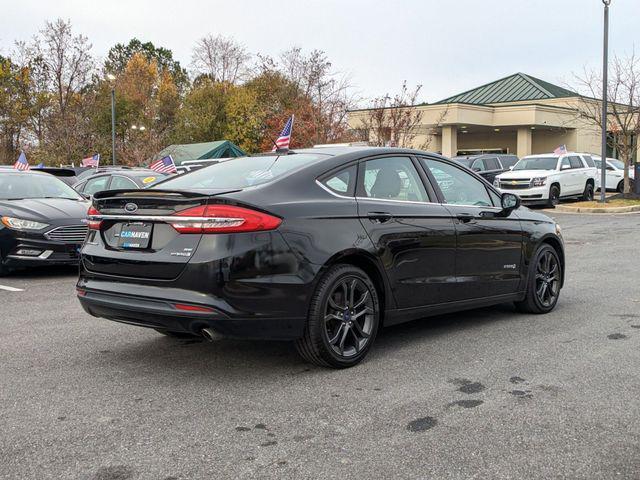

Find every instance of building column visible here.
[441,126,457,158]
[517,127,532,158]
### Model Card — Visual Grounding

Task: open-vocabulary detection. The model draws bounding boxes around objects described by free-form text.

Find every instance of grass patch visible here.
[570,198,640,208]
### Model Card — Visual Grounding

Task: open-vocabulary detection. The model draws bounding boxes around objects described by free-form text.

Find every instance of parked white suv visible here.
[592,156,635,192]
[494,153,598,207]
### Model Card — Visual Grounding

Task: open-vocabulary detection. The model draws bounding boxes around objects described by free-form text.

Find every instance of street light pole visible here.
[110,87,116,166]
[107,73,117,166]
[600,0,611,203]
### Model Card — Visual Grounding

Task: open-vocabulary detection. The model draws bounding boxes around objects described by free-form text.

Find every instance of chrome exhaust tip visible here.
[200,328,219,342]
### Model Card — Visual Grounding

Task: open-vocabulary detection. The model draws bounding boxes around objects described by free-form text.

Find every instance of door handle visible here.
[456,213,475,223]
[367,211,393,223]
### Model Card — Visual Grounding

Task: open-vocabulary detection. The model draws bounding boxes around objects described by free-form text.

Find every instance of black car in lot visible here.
[77,147,565,368]
[73,168,167,198]
[0,170,89,275]
[452,154,519,184]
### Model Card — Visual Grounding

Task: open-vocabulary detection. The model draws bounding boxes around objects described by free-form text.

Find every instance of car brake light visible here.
[87,206,102,230]
[169,204,281,234]
[174,303,216,313]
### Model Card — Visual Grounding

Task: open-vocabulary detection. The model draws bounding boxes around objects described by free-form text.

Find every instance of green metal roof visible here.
[158,140,246,165]
[435,73,578,105]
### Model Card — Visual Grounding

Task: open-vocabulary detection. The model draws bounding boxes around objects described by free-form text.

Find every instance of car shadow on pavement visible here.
[88,303,519,378]
[5,265,78,279]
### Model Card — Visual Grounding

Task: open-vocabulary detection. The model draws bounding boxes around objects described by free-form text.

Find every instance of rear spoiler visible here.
[93,189,210,200]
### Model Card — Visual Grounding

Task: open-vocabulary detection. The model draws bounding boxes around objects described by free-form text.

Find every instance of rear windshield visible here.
[155,154,327,190]
[512,157,558,171]
[0,173,83,200]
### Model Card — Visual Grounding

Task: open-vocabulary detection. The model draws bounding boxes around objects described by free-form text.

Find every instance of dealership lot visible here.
[1,212,640,479]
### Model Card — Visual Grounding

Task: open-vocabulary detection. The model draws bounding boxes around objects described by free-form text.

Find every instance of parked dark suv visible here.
[77,147,564,368]
[453,154,519,184]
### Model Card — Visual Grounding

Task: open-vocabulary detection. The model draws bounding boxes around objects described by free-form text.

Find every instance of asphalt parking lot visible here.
[2,211,640,480]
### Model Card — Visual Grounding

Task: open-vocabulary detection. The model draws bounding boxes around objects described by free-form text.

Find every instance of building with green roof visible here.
[348,72,619,159]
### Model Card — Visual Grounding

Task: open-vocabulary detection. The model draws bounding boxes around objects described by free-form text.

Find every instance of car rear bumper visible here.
[76,282,307,340]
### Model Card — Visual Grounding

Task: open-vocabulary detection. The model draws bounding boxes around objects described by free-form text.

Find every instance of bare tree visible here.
[191,34,251,84]
[573,53,640,196]
[275,48,357,144]
[357,82,444,149]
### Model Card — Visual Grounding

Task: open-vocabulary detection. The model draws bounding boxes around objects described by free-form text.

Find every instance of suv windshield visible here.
[0,173,83,200]
[155,154,328,190]
[512,157,558,171]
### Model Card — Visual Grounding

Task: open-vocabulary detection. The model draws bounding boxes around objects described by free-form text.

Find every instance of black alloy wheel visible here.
[296,264,380,368]
[548,185,560,207]
[324,277,375,358]
[582,182,594,201]
[515,244,561,313]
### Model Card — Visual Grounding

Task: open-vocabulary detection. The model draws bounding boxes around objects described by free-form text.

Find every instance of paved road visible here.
[2,212,640,480]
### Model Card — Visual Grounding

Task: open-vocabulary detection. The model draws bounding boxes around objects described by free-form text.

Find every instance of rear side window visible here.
[582,155,595,168]
[110,176,138,190]
[320,165,356,195]
[361,157,429,202]
[84,176,110,195]
[569,156,583,169]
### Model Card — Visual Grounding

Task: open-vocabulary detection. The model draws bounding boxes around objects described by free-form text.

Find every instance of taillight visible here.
[169,204,281,234]
[87,206,102,230]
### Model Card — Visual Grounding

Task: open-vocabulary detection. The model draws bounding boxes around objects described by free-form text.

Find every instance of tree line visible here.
[0,19,360,166]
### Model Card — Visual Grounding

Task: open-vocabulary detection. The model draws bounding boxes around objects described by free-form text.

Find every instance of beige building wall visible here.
[346,94,625,158]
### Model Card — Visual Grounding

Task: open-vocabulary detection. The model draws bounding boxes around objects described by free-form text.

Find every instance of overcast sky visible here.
[1,0,637,104]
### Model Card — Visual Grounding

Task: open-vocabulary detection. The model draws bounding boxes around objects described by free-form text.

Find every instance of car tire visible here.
[547,185,560,208]
[295,264,380,368]
[581,182,594,201]
[154,329,200,339]
[617,180,624,193]
[515,244,562,314]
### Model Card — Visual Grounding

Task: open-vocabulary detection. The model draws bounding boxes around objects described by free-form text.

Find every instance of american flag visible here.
[82,154,100,167]
[272,115,295,151]
[553,144,567,155]
[13,152,30,171]
[150,155,177,174]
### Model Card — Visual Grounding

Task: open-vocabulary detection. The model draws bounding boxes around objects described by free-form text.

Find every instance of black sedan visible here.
[77,147,564,368]
[0,170,89,275]
[73,168,167,198]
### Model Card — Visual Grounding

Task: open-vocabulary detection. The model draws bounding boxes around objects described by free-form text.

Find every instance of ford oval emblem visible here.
[124,202,138,213]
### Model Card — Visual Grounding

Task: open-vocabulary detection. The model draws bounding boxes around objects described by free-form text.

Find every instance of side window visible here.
[361,157,428,202]
[569,156,583,169]
[582,155,595,168]
[484,157,500,170]
[83,176,109,195]
[320,165,356,195]
[471,159,486,172]
[422,159,493,207]
[110,176,138,190]
[594,159,603,169]
[560,157,571,170]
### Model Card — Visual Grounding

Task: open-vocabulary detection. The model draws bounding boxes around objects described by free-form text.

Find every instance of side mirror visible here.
[80,192,92,200]
[501,192,521,211]
[561,164,571,170]
[472,167,482,172]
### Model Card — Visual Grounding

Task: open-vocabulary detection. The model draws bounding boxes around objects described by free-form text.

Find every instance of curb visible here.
[553,205,640,214]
